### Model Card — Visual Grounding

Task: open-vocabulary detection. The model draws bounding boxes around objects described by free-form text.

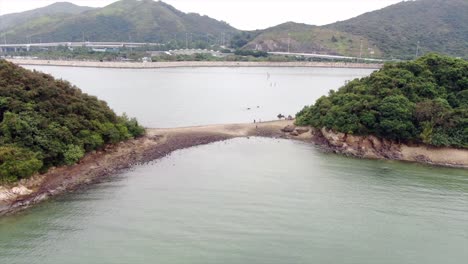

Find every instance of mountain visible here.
[327,0,468,59]
[242,22,383,58]
[245,0,467,58]
[1,0,466,58]
[1,0,238,44]
[0,2,94,31]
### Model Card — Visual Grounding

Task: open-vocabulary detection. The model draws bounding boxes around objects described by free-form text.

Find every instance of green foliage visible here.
[296,54,468,148]
[121,115,145,138]
[63,145,85,165]
[0,60,145,182]
[234,50,268,58]
[0,146,42,183]
[230,32,260,49]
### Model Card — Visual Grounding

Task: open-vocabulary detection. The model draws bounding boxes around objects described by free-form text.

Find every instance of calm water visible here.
[25,66,374,127]
[1,138,467,264]
[2,66,467,263]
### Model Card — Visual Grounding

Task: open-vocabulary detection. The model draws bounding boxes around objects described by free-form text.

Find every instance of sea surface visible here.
[24,66,373,127]
[1,66,467,263]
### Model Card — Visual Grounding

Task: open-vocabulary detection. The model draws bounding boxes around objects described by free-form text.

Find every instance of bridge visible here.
[268,51,386,62]
[0,42,162,52]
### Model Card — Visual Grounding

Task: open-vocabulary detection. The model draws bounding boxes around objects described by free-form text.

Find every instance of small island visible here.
[295,53,467,154]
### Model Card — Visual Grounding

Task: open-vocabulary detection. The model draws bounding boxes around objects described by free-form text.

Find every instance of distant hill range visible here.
[0,0,466,59]
[327,0,468,58]
[0,2,94,32]
[245,0,467,59]
[0,0,237,45]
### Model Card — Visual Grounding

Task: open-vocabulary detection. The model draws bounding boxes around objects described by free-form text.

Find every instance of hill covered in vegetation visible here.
[327,0,468,59]
[0,60,144,182]
[244,0,467,58]
[242,22,383,57]
[0,0,238,45]
[0,2,94,32]
[296,54,468,148]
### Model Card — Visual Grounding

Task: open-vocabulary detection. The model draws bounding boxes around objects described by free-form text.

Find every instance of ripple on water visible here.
[1,138,467,264]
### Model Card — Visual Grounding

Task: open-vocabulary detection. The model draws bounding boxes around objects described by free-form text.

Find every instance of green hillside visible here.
[243,22,383,57]
[0,60,145,182]
[1,0,238,44]
[0,2,94,32]
[246,0,467,58]
[296,54,468,148]
[327,0,468,59]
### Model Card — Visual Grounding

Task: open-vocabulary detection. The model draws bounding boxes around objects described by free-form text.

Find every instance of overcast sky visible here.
[0,0,403,30]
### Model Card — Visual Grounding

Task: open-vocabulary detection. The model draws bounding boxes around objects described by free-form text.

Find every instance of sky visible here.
[0,0,403,30]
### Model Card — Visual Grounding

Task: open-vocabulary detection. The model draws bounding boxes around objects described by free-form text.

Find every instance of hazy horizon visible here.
[0,0,403,30]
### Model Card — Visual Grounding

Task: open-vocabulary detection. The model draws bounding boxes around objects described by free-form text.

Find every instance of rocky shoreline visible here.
[1,120,466,216]
[282,125,468,169]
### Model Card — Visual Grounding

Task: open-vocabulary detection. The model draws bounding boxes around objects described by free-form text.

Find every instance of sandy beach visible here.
[7,58,383,69]
[1,120,466,216]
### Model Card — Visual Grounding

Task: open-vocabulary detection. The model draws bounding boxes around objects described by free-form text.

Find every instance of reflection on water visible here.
[1,138,467,264]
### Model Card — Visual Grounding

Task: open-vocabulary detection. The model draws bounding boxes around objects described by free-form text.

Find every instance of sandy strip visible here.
[0,120,294,216]
[7,59,383,69]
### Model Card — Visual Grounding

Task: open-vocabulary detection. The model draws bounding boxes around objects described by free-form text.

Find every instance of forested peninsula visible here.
[0,60,144,183]
[296,54,468,149]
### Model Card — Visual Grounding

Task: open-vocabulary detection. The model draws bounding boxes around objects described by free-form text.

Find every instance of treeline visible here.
[296,54,467,148]
[0,60,145,182]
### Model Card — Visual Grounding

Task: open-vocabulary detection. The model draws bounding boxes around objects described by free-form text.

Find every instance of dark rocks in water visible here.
[295,127,310,135]
[281,125,296,133]
[290,131,299,136]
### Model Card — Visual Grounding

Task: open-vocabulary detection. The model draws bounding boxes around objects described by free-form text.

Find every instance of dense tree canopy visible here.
[296,54,468,148]
[0,60,145,182]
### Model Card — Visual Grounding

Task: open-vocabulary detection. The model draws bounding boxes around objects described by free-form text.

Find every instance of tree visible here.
[0,146,42,182]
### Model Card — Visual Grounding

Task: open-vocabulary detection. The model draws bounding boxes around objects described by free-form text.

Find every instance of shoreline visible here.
[1,120,466,216]
[6,59,383,70]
